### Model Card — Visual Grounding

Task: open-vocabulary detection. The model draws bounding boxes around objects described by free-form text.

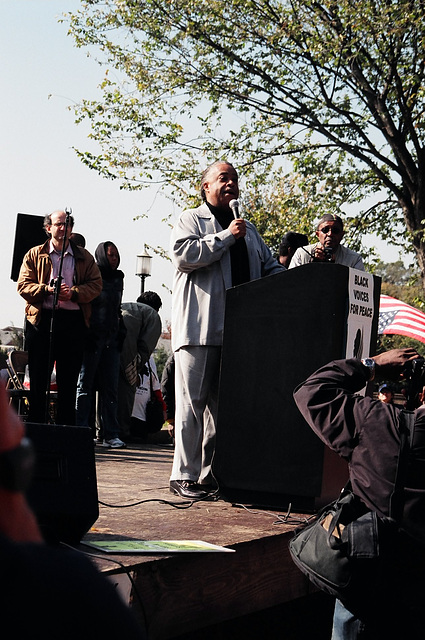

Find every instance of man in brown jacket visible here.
[17,210,102,425]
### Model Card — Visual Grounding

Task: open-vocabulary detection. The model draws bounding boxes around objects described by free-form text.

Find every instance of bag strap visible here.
[389,409,415,523]
[144,359,154,398]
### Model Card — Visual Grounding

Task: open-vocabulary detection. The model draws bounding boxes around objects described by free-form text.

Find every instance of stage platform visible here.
[73,440,335,639]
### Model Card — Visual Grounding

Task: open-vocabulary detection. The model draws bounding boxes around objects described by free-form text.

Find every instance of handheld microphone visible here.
[229,199,240,219]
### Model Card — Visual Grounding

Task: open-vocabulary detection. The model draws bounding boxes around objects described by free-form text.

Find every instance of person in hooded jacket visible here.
[76,241,127,448]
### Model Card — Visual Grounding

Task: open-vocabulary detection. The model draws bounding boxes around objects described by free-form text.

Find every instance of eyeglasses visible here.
[52,222,67,228]
[319,226,343,235]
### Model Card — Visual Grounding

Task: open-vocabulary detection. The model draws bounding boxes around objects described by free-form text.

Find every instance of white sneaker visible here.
[104,438,126,449]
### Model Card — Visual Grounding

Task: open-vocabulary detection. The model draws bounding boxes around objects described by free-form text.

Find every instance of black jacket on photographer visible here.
[293,357,425,634]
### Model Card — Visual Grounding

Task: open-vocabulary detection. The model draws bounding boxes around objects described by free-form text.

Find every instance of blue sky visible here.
[0,1,402,331]
[0,0,174,330]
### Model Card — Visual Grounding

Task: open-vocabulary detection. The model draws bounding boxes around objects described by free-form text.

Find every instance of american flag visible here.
[379,295,425,344]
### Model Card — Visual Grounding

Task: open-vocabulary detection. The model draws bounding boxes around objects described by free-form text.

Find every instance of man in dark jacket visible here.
[293,348,425,639]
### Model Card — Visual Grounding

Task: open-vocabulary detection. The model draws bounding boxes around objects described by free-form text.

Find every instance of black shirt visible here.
[206,202,250,286]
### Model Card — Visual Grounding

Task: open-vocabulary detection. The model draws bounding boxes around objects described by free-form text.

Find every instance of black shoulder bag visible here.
[288,410,415,615]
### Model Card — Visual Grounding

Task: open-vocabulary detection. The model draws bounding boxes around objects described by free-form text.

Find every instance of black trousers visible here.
[25,309,86,425]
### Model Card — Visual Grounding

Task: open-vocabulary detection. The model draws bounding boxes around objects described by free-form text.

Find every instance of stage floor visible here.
[74,440,335,639]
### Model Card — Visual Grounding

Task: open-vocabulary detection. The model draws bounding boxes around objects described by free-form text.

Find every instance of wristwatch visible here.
[361,358,376,381]
[0,438,35,492]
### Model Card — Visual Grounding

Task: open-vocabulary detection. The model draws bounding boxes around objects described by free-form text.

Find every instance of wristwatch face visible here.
[361,358,375,380]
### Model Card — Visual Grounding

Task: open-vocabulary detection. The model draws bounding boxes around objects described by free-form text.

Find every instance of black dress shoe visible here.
[170,480,208,500]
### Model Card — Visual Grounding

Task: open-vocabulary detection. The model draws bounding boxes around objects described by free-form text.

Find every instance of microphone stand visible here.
[301,246,314,260]
[44,207,72,423]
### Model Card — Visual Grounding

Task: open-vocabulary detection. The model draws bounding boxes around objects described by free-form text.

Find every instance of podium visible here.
[213,263,381,511]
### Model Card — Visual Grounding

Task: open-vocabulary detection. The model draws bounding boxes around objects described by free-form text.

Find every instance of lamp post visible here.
[136,248,152,294]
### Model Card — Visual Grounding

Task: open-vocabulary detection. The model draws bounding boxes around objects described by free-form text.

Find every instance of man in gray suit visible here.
[169,160,284,499]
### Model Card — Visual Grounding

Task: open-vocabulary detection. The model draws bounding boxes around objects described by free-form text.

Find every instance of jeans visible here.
[76,336,121,440]
[331,600,366,640]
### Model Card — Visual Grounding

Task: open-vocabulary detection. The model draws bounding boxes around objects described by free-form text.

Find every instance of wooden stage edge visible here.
[73,441,335,640]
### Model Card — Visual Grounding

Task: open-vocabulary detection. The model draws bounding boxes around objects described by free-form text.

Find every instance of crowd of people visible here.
[14,168,366,456]
[10,160,425,639]
[16,210,165,448]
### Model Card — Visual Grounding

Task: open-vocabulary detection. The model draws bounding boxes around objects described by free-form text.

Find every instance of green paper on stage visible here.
[83,539,235,554]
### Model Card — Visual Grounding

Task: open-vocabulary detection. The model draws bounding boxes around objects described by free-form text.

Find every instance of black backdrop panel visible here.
[213,263,381,511]
[25,423,99,544]
[11,213,46,281]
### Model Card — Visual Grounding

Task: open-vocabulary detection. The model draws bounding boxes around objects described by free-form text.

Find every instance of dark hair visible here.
[70,233,86,248]
[200,161,237,202]
[279,232,309,256]
[43,210,75,236]
[137,291,162,312]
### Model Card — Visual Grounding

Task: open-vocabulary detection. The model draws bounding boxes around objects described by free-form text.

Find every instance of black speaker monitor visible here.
[25,423,99,545]
[11,213,46,282]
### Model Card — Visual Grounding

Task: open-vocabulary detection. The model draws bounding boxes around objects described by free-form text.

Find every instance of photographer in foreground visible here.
[0,383,145,638]
[293,348,425,639]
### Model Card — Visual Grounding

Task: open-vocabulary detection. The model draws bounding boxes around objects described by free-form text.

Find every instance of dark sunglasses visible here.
[319,226,343,235]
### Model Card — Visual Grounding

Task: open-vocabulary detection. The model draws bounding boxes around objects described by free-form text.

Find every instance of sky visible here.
[0,1,404,332]
[0,0,175,331]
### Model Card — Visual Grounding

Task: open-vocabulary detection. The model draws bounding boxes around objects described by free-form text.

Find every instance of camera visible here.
[324,247,334,262]
[403,357,425,409]
[403,357,425,381]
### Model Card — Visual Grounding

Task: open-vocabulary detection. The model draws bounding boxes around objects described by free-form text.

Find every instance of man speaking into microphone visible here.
[169,160,284,499]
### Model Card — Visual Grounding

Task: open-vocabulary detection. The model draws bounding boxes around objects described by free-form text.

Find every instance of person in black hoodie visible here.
[76,241,127,448]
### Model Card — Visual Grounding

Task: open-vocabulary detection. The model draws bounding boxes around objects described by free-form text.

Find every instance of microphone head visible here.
[229,199,239,217]
[65,206,72,215]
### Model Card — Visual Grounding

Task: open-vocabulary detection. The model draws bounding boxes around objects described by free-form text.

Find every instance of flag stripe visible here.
[379,295,425,344]
[379,295,425,317]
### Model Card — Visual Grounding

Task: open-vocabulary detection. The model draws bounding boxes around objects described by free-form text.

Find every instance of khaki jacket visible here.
[17,240,102,327]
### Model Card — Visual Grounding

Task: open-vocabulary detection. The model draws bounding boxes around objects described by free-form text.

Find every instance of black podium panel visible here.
[213,263,381,511]
[10,213,45,281]
[25,423,99,544]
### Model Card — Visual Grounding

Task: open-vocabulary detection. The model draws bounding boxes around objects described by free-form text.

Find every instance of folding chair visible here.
[6,349,30,419]
[0,351,10,386]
